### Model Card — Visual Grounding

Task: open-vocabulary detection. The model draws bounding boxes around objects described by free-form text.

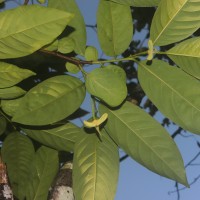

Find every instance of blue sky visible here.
[3,1,200,199]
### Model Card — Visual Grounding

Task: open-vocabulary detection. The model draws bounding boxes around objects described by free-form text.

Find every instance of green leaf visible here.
[23,122,84,152]
[84,46,98,61]
[73,130,119,200]
[1,98,23,116]
[0,115,6,135]
[48,0,86,55]
[109,0,160,7]
[12,75,86,125]
[65,62,80,74]
[150,0,200,46]
[0,62,35,88]
[166,37,200,79]
[0,5,73,59]
[138,59,200,135]
[1,132,35,200]
[44,39,58,51]
[26,146,58,200]
[58,37,75,54]
[85,67,127,107]
[0,86,26,99]
[97,0,133,56]
[100,102,188,186]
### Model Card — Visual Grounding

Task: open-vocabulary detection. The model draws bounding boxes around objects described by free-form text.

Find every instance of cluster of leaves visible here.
[0,0,200,199]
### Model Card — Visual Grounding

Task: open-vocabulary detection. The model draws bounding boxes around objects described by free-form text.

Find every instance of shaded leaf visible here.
[150,0,200,46]
[0,86,26,99]
[48,0,86,55]
[167,37,200,79]
[0,115,6,135]
[138,59,200,134]
[12,75,86,125]
[26,146,58,200]
[23,122,84,152]
[58,37,75,54]
[110,0,160,7]
[100,102,188,186]
[73,130,119,200]
[85,67,127,107]
[0,5,73,59]
[97,0,133,56]
[1,132,35,200]
[0,62,35,88]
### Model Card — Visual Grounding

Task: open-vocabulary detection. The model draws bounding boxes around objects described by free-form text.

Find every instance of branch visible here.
[23,0,29,5]
[171,127,182,139]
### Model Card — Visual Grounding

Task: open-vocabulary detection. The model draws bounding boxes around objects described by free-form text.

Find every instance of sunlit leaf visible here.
[109,0,160,7]
[44,39,58,51]
[65,62,80,74]
[85,67,127,107]
[23,122,84,152]
[48,0,86,55]
[97,0,133,56]
[150,0,200,46]
[12,75,85,125]
[138,59,200,134]
[100,102,188,186]
[26,146,58,200]
[73,130,119,200]
[58,37,75,54]
[84,46,98,61]
[0,62,35,88]
[1,132,35,200]
[0,86,26,99]
[0,5,73,59]
[166,37,200,79]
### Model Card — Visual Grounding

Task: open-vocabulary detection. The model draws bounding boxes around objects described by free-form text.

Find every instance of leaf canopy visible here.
[0,5,74,59]
[73,130,119,200]
[100,102,188,186]
[12,75,86,125]
[138,59,200,135]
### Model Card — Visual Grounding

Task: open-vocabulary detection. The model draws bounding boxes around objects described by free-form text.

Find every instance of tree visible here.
[0,0,200,199]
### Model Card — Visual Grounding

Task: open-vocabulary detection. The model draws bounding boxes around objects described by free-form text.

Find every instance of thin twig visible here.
[171,127,182,139]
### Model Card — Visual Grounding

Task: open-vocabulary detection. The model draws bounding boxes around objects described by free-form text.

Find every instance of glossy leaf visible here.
[26,146,58,200]
[85,67,127,107]
[0,5,74,59]
[0,62,35,88]
[85,46,98,61]
[1,132,35,200]
[23,122,84,152]
[138,59,200,134]
[110,0,160,7]
[58,37,75,54]
[97,0,133,56]
[1,98,23,116]
[73,130,119,200]
[12,75,86,125]
[100,102,188,186]
[0,115,6,135]
[167,37,200,79]
[48,0,86,55]
[0,86,26,99]
[150,0,200,46]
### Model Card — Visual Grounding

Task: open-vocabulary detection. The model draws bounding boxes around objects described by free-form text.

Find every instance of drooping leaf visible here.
[0,86,26,99]
[97,0,133,56]
[26,146,58,200]
[23,122,84,152]
[0,62,35,88]
[73,130,119,200]
[58,37,75,54]
[0,5,73,59]
[0,115,6,135]
[166,37,200,79]
[150,0,200,46]
[12,75,86,125]
[84,46,98,61]
[85,67,127,107]
[48,0,86,55]
[109,0,160,7]
[138,59,200,135]
[1,98,23,116]
[1,132,35,200]
[100,102,188,186]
